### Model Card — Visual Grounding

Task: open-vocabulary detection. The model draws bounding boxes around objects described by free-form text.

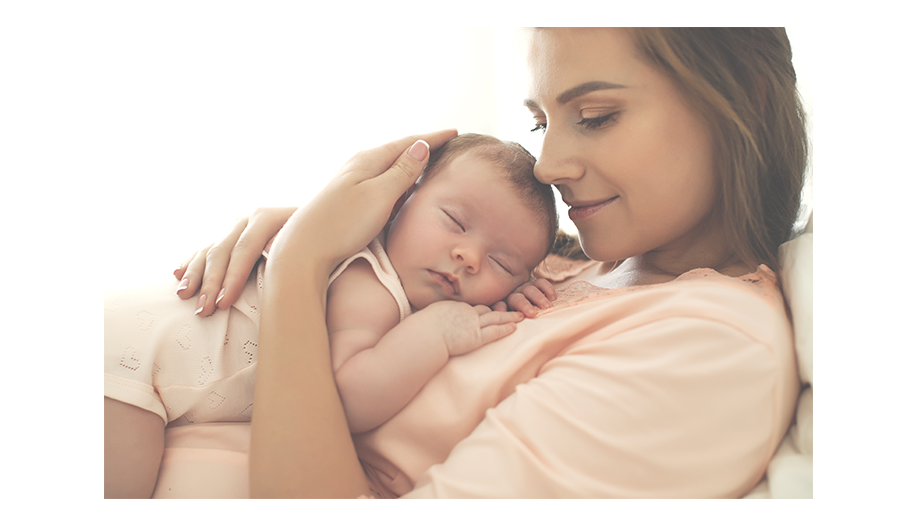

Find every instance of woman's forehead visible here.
[525,28,642,99]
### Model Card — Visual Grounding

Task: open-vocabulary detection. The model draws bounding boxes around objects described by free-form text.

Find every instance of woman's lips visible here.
[567,197,618,222]
[428,270,459,297]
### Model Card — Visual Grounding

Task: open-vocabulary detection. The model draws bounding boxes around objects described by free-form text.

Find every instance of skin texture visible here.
[525,28,749,288]
[103,398,164,499]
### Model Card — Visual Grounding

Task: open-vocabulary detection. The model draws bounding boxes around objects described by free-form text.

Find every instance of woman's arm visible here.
[249,130,457,498]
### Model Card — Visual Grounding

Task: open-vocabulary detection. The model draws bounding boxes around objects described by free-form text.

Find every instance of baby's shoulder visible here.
[327,259,401,333]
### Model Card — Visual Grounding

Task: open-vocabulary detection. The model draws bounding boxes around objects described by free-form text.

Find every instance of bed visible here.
[149,213,814,499]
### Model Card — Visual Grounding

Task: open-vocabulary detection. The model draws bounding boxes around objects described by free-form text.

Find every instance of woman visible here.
[109,28,806,498]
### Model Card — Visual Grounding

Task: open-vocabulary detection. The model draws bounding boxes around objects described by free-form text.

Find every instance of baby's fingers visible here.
[478,323,518,346]
[529,278,557,302]
[506,293,540,318]
[519,279,555,309]
[506,279,557,318]
[476,307,523,345]
[476,306,524,326]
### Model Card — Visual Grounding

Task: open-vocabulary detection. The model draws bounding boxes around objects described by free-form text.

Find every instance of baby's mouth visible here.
[428,270,460,297]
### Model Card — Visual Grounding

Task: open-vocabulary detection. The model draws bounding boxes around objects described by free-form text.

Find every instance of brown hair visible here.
[628,28,808,272]
[421,133,559,261]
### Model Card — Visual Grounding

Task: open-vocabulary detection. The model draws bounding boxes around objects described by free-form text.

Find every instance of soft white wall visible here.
[103,24,814,290]
[102,23,504,289]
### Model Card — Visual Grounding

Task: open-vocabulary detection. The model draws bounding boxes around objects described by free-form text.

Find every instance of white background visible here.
[3,1,916,520]
[80,23,815,290]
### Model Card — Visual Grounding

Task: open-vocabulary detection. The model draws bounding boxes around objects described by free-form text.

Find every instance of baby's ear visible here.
[388,184,416,222]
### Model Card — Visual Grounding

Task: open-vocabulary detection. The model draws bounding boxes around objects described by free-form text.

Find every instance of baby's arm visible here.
[328,260,523,434]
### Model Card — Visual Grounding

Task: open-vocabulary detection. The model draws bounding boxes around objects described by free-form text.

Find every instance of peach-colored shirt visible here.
[355,265,799,498]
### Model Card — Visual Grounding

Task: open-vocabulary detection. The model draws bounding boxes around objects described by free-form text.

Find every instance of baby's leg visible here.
[104,398,164,498]
[104,264,264,497]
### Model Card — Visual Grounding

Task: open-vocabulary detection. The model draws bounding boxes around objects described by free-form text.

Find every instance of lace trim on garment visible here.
[536,264,779,317]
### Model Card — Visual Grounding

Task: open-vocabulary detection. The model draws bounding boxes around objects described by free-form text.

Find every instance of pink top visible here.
[354,264,799,498]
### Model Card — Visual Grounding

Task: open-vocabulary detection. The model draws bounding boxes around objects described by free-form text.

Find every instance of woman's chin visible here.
[578,239,628,266]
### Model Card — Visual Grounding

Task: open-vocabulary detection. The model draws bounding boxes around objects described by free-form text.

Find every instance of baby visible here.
[103,133,558,496]
[306,133,558,433]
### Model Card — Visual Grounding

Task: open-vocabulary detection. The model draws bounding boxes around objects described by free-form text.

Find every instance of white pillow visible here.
[745,211,813,498]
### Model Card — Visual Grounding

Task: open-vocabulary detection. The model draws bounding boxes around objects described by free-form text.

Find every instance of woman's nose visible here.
[534,127,585,184]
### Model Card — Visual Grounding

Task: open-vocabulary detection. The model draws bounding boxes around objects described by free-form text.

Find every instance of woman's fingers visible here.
[185,215,249,316]
[211,209,291,313]
[173,257,190,281]
[346,129,457,185]
[350,130,458,211]
[176,247,210,300]
[287,130,458,272]
[172,207,297,317]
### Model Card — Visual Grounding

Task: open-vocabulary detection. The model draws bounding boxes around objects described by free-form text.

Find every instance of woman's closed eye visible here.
[529,113,618,134]
[577,112,618,130]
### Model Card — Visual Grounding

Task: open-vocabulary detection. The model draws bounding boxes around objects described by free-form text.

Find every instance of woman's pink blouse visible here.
[354,265,799,498]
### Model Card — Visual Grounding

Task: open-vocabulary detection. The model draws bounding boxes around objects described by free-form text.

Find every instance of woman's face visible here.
[524,28,719,265]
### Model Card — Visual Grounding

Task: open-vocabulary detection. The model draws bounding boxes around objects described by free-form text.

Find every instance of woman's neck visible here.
[585,236,756,289]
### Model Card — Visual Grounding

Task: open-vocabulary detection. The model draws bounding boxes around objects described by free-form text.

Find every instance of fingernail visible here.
[176,278,189,293]
[195,294,207,316]
[407,140,429,161]
[215,288,226,307]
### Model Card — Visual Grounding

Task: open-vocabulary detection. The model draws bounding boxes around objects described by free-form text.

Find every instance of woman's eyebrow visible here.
[557,81,626,103]
[524,81,627,110]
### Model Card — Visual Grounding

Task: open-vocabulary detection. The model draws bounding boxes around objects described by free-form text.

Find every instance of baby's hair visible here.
[420,133,559,262]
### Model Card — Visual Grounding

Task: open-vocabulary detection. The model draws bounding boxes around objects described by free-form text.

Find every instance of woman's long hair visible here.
[629,28,808,272]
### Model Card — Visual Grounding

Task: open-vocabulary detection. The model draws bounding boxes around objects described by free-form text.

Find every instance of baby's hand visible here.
[422,301,524,357]
[490,278,557,318]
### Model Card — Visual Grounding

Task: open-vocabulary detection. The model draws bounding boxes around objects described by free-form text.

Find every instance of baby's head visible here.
[385,133,558,310]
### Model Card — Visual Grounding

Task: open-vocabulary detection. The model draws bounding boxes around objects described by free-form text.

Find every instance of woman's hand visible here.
[174,207,297,317]
[267,129,458,279]
[174,128,457,317]
[491,278,557,318]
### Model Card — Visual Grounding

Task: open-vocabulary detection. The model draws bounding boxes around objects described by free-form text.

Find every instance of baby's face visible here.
[385,152,549,310]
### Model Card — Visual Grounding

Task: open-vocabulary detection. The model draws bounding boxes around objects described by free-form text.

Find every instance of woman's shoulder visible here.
[538,264,789,346]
